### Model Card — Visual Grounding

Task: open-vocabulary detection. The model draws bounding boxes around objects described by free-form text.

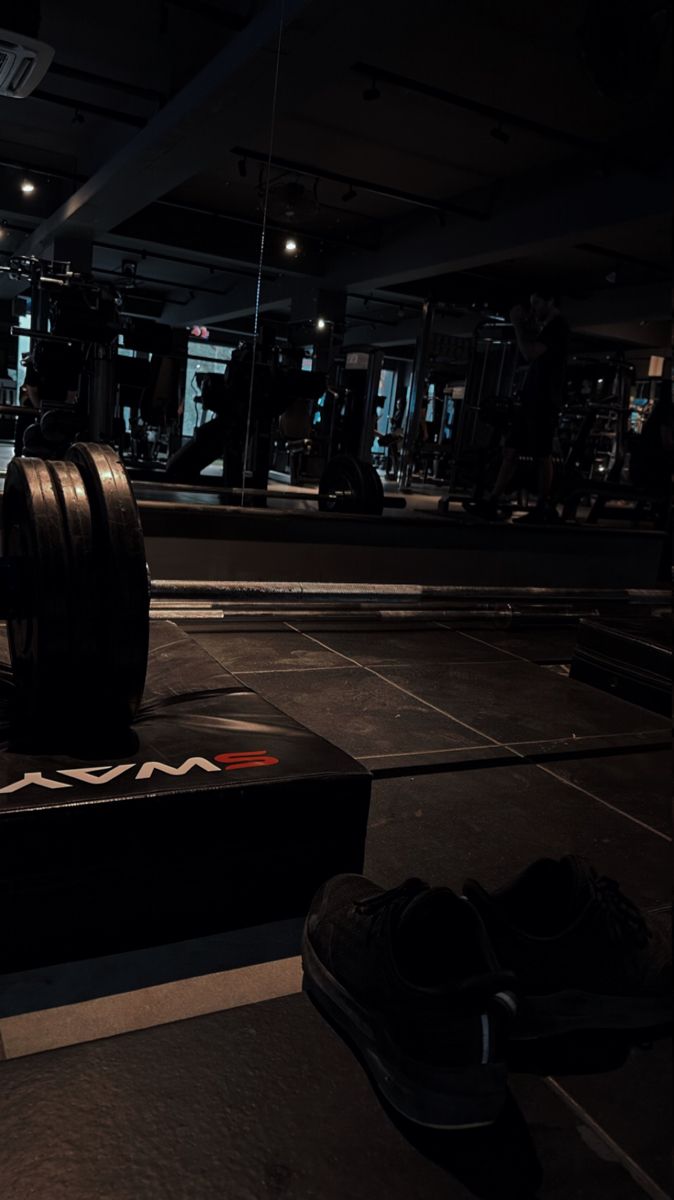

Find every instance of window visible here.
[14,311,32,401]
[183,340,233,438]
[376,367,397,432]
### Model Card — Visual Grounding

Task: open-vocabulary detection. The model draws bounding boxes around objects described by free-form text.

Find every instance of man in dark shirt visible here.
[469,287,569,523]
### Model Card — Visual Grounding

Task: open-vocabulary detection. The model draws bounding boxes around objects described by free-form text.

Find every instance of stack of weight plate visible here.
[1,443,150,729]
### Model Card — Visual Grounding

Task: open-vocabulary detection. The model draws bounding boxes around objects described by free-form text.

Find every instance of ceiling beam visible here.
[322,165,672,295]
[0,0,313,296]
[174,165,671,329]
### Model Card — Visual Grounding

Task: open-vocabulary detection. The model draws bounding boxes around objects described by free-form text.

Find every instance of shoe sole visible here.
[301,925,507,1130]
[517,988,673,1037]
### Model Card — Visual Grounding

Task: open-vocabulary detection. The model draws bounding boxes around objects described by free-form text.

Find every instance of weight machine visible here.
[1,254,124,455]
[443,320,666,524]
[0,257,400,516]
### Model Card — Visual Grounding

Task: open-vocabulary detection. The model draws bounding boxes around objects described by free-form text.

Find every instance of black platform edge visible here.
[570,616,672,716]
[0,622,371,973]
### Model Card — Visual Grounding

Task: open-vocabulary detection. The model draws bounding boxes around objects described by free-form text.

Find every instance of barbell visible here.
[133,455,404,514]
[0,445,398,726]
[0,444,150,727]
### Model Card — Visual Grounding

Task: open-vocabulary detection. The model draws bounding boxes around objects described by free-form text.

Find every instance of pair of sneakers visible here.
[301,856,671,1130]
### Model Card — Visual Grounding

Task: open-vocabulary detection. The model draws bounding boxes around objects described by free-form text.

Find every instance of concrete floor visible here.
[1,620,671,1200]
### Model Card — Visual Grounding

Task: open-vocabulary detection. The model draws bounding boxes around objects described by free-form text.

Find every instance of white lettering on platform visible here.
[135,756,222,781]
[0,772,72,794]
[0,751,280,794]
[57,765,136,786]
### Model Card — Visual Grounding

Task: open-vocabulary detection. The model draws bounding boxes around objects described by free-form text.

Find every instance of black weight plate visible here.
[45,460,103,709]
[318,455,384,515]
[318,455,362,513]
[359,461,385,516]
[2,457,71,717]
[67,443,150,722]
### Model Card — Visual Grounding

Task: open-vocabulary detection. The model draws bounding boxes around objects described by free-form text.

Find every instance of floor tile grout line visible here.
[292,625,672,843]
[279,627,667,741]
[456,626,672,731]
[447,627,531,662]
[360,734,668,760]
[238,659,512,675]
[238,664,361,675]
[286,625,504,747]
[286,625,672,842]
[504,729,669,748]
[532,763,672,843]
[359,745,495,761]
[544,1077,671,1200]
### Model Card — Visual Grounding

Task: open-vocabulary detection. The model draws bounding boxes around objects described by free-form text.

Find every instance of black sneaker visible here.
[463,857,672,1041]
[302,875,518,1129]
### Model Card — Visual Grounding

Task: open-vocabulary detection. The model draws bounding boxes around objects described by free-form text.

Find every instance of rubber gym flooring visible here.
[0,620,671,1200]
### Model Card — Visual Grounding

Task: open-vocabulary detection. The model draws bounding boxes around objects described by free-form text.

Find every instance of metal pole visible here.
[400,299,435,490]
[447,326,480,492]
[89,344,116,442]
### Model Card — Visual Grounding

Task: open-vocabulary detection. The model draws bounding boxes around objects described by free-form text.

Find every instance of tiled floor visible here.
[1,620,671,1200]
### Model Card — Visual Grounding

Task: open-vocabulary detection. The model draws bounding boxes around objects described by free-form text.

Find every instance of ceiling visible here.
[0,0,671,347]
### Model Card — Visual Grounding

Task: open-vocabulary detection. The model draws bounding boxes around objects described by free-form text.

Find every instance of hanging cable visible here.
[240,0,286,507]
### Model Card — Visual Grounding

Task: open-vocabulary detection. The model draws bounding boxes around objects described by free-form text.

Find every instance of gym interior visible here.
[0,3,671,1199]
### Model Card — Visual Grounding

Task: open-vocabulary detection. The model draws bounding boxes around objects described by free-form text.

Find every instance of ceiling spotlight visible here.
[605,270,618,284]
[362,78,381,102]
[316,317,327,331]
[237,157,248,178]
[490,125,510,144]
[284,237,298,254]
[342,184,357,203]
[20,180,36,195]
[72,110,85,125]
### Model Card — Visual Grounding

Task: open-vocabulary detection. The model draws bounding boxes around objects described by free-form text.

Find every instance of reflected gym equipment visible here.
[318,454,385,515]
[0,443,149,725]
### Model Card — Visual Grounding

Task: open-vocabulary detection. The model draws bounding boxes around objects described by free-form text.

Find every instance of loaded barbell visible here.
[131,453,403,514]
[0,444,150,727]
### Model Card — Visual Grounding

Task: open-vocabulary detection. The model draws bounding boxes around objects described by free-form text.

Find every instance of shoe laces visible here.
[354,878,426,942]
[592,872,651,950]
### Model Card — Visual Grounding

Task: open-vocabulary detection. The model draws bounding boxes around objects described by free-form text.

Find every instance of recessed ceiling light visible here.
[20,180,36,194]
[284,238,298,253]
[316,317,327,330]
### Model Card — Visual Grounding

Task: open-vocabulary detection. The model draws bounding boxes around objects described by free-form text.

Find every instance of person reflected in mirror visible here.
[466,286,569,524]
